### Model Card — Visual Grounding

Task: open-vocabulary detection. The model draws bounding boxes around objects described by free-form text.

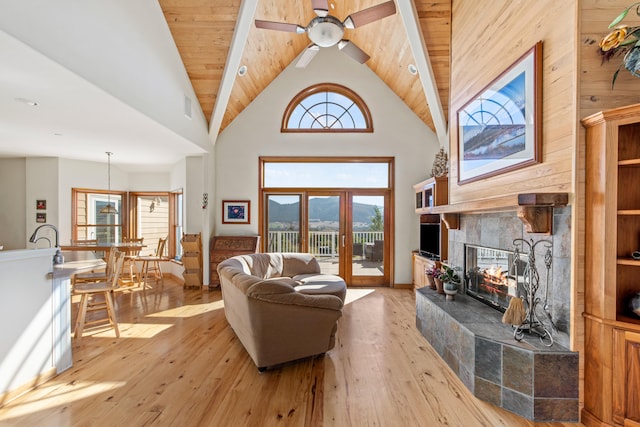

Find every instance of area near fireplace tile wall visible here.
[415,207,578,421]
[447,207,572,348]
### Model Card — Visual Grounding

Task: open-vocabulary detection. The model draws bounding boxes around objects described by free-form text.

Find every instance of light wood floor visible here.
[0,278,585,426]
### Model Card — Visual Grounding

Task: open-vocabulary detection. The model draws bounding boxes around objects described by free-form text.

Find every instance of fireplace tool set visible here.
[510,238,554,347]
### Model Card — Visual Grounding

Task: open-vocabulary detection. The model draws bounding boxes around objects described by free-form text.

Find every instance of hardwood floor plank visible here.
[0,279,584,426]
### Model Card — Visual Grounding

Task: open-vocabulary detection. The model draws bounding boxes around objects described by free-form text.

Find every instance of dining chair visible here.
[70,238,101,258]
[139,237,167,286]
[73,250,125,339]
[120,237,143,286]
[72,248,115,286]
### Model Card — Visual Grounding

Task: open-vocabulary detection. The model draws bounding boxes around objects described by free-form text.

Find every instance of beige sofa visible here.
[217,253,346,371]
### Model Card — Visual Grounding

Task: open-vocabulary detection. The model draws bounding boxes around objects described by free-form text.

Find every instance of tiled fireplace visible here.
[415,209,579,422]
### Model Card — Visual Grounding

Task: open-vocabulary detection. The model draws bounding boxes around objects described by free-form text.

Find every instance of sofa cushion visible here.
[293,273,347,301]
[281,253,320,277]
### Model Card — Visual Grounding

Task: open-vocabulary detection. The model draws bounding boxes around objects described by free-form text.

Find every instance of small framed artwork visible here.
[457,41,542,184]
[36,200,46,210]
[222,200,250,224]
[36,212,46,223]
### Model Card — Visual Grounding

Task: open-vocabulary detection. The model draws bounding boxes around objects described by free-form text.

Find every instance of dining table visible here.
[60,241,146,258]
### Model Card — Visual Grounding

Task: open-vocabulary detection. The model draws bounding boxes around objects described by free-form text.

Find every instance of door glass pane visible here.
[266,195,301,252]
[309,195,340,275]
[352,196,384,277]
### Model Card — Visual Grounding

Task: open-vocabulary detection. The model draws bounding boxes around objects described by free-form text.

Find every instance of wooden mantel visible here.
[428,192,569,234]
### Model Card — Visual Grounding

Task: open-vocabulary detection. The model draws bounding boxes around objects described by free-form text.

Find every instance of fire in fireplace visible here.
[464,244,528,311]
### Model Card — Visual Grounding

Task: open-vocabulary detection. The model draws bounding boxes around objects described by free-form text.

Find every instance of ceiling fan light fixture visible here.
[307,16,344,47]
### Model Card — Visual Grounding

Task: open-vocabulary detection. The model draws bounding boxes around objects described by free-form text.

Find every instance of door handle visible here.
[342,235,346,248]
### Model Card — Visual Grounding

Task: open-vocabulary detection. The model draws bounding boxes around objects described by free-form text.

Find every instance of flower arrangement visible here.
[599,3,640,87]
[426,265,440,277]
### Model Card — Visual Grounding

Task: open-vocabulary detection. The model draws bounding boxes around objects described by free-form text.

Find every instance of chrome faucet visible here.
[29,224,63,264]
[29,223,59,247]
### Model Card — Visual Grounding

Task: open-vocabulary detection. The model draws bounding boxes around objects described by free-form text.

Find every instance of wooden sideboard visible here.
[209,236,260,286]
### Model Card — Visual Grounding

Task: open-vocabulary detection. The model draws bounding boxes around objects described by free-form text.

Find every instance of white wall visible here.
[26,158,59,245]
[215,47,439,285]
[0,0,210,150]
[0,158,26,249]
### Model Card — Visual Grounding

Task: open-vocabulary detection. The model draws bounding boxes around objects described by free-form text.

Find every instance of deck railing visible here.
[267,230,383,256]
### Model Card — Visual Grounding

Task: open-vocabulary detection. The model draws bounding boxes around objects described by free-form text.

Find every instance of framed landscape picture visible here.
[222,200,250,224]
[457,41,542,184]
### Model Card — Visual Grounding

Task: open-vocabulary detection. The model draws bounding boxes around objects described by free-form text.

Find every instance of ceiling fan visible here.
[255,0,397,68]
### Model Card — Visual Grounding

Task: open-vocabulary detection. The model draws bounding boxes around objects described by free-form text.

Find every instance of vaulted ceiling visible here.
[159,0,451,141]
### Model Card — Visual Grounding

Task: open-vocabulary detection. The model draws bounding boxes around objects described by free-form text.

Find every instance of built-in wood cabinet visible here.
[413,253,439,289]
[582,104,640,427]
[414,176,448,213]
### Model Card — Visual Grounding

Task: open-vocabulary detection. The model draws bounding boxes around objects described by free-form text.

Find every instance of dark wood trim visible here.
[281,83,373,132]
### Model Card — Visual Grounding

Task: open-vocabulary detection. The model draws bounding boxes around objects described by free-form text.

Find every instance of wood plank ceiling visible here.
[159,0,450,137]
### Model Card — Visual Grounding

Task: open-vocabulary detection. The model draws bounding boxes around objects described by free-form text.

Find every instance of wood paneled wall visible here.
[449,0,575,203]
[581,0,640,118]
[448,0,640,413]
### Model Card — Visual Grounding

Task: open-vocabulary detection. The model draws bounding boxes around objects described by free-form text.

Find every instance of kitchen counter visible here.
[51,250,106,278]
[0,248,104,402]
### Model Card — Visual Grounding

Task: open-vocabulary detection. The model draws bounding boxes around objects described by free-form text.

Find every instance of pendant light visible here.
[99,151,118,214]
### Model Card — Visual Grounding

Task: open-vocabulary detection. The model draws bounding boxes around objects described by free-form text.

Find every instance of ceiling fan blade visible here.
[255,20,305,34]
[311,0,329,17]
[343,0,397,29]
[338,40,370,64]
[295,45,320,68]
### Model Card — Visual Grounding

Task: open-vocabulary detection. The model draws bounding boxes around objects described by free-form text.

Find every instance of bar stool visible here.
[73,251,125,339]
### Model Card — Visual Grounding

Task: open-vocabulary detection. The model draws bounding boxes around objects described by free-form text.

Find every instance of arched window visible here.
[281,83,373,132]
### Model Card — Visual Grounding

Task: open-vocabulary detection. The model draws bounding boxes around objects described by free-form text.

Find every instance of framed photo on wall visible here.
[222,200,250,224]
[36,212,46,223]
[36,200,46,210]
[457,41,542,184]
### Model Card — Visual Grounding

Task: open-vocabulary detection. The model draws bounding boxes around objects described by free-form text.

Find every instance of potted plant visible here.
[432,266,445,294]
[441,264,462,300]
[425,265,438,289]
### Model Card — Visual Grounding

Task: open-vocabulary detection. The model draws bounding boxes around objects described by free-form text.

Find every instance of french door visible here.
[264,190,390,286]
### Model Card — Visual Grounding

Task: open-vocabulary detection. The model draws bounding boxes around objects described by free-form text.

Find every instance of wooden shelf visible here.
[426,192,568,234]
[617,258,640,266]
[619,158,640,166]
[582,104,640,426]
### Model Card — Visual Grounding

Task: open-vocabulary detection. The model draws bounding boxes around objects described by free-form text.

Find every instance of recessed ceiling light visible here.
[238,65,248,76]
[15,97,38,106]
[408,64,418,75]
